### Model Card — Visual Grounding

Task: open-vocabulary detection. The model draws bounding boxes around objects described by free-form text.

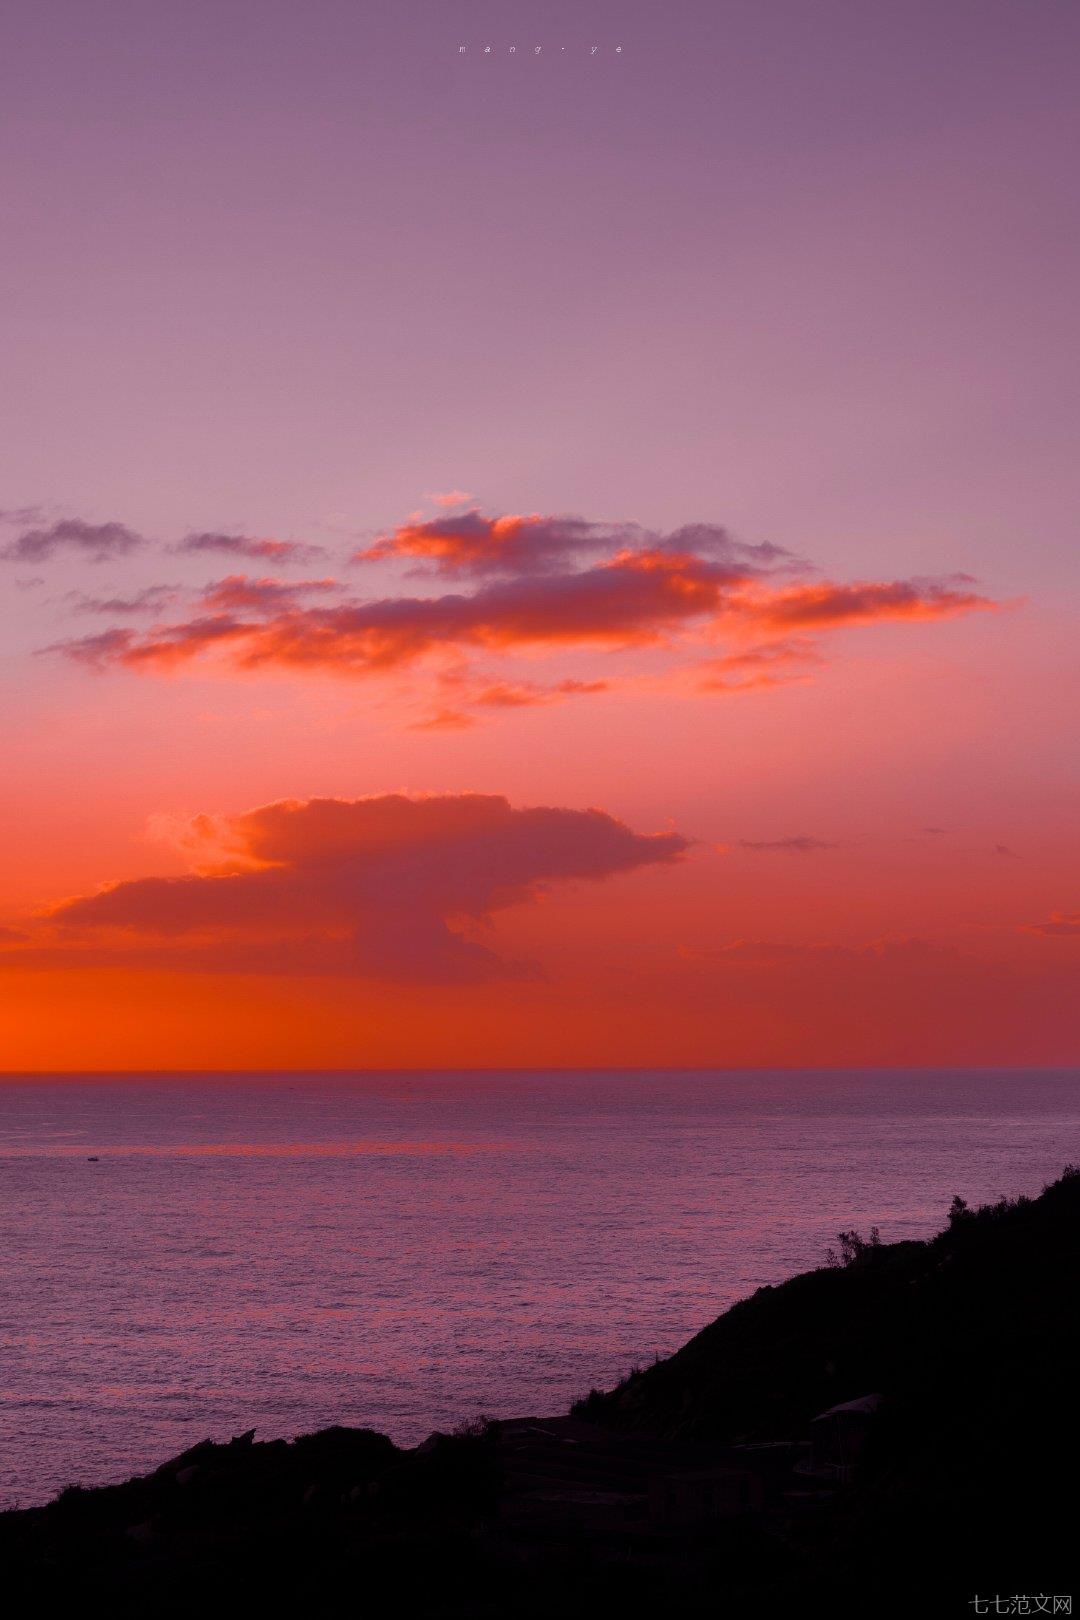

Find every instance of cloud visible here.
[175,532,325,564]
[12,794,688,981]
[726,575,991,630]
[429,489,474,509]
[55,555,989,680]
[43,508,1000,711]
[354,510,785,580]
[354,510,637,576]
[0,506,45,527]
[49,549,742,673]
[50,620,239,669]
[693,637,821,693]
[49,627,141,667]
[736,836,838,853]
[680,935,953,969]
[1,518,144,564]
[992,843,1021,859]
[474,677,608,708]
[197,574,344,613]
[408,708,479,733]
[71,584,181,616]
[407,675,608,731]
[1023,910,1080,937]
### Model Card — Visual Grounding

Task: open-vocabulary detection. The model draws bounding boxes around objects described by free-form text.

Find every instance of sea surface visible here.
[1,1068,1077,1507]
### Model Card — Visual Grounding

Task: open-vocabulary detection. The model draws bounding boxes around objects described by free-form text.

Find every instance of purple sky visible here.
[2,0,1077,598]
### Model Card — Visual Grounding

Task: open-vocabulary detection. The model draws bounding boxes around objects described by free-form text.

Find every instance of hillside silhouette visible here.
[2,1169,1077,1615]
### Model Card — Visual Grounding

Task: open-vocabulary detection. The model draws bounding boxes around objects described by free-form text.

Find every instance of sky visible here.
[1,0,1078,1069]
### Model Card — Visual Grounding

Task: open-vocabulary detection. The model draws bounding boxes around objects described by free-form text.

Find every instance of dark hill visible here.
[576,1167,1080,1607]
[2,1170,1077,1615]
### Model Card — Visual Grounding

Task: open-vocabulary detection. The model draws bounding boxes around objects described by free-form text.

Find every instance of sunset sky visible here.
[1,0,1078,1068]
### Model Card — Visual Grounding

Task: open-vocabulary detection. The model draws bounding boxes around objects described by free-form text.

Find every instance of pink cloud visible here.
[429,489,475,509]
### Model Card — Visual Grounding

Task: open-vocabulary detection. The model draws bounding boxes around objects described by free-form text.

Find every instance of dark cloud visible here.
[1,518,144,564]
[18,793,689,982]
[71,584,181,616]
[175,532,325,564]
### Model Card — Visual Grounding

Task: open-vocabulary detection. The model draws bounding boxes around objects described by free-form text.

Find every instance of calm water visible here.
[0,1069,1077,1507]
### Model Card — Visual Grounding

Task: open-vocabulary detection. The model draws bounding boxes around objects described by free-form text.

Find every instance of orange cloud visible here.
[198,575,343,613]
[353,510,788,578]
[693,637,822,693]
[407,708,478,732]
[429,489,475,509]
[51,559,994,682]
[406,672,609,731]
[8,794,688,982]
[44,511,999,728]
[1023,910,1080,937]
[726,576,993,630]
[51,550,738,673]
[353,509,636,575]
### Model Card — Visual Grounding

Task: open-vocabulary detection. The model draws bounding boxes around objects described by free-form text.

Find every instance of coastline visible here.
[4,1168,1077,1614]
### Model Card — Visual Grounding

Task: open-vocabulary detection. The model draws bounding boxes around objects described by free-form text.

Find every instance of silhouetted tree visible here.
[826,1227,882,1267]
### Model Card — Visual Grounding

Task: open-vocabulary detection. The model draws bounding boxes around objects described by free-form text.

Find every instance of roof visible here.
[811,1393,883,1422]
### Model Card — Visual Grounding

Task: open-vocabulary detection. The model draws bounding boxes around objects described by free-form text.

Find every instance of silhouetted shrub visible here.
[825,1225,882,1267]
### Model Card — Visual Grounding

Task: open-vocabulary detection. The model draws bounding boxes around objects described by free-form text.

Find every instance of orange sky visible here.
[1,503,1077,1070]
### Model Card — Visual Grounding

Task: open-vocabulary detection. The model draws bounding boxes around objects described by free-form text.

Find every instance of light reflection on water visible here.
[0,1068,1076,1507]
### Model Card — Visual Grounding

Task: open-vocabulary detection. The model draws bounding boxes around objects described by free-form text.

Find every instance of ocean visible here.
[1,1068,1077,1508]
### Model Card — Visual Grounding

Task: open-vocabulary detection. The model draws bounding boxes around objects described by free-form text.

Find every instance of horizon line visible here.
[1,1064,1077,1079]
